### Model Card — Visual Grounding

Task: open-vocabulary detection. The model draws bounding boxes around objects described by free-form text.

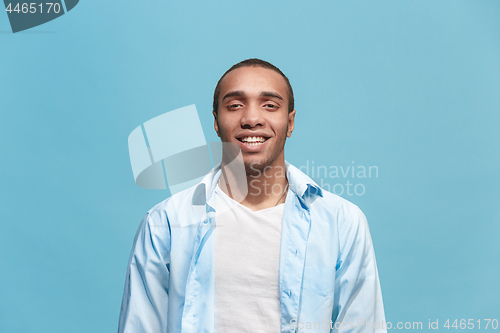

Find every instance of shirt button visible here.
[203,219,208,224]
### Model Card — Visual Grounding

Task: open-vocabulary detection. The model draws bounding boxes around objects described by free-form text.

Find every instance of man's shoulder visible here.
[312,188,365,222]
[145,181,205,226]
[287,161,364,221]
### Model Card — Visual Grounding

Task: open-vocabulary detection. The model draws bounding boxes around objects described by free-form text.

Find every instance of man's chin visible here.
[244,161,267,177]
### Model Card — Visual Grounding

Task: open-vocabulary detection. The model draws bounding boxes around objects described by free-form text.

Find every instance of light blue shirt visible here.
[118,161,386,333]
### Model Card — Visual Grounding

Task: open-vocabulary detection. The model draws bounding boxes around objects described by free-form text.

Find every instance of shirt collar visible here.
[191,160,323,208]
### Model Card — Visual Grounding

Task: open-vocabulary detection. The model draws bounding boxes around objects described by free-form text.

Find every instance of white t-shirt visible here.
[214,184,286,332]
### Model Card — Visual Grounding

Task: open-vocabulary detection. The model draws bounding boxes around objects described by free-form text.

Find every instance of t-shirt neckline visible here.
[215,183,286,214]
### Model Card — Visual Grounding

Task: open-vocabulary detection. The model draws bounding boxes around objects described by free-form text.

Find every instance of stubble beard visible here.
[243,131,287,178]
[244,148,282,177]
[218,123,289,178]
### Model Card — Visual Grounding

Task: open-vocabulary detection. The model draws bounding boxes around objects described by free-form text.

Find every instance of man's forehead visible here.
[219,66,288,96]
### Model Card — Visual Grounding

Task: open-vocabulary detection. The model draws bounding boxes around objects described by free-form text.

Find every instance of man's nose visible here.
[240,103,264,128]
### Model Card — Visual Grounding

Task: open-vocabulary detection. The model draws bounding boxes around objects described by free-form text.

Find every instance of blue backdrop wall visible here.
[1,0,499,332]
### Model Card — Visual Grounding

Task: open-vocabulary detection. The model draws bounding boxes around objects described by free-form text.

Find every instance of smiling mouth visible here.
[237,136,270,146]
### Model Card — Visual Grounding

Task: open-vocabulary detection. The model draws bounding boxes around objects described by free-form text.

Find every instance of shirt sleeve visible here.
[331,206,386,333]
[118,212,171,333]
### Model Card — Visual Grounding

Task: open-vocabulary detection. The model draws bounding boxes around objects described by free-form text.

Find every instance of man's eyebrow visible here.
[222,91,245,101]
[260,91,283,101]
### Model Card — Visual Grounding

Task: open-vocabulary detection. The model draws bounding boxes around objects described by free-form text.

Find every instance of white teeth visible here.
[241,136,266,144]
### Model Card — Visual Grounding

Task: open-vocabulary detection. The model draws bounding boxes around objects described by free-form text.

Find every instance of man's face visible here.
[213,66,296,174]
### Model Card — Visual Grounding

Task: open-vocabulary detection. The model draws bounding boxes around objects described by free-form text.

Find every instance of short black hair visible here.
[213,58,294,115]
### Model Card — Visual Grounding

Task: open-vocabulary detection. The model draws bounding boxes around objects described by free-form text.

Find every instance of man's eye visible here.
[265,104,278,109]
[227,104,242,109]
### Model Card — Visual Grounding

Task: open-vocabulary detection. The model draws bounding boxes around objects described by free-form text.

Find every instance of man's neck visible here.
[218,160,289,212]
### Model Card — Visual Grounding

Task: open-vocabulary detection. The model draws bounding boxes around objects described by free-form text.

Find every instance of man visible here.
[118,59,386,332]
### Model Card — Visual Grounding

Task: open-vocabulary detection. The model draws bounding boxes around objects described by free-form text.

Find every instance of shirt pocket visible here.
[301,266,336,297]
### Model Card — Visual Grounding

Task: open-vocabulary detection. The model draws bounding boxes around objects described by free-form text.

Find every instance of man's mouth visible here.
[237,136,269,146]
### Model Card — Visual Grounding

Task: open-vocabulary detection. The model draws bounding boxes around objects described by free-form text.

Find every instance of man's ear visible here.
[213,110,220,137]
[287,109,296,138]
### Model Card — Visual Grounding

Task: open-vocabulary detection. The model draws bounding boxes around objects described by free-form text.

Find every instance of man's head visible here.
[212,59,296,175]
[213,59,294,115]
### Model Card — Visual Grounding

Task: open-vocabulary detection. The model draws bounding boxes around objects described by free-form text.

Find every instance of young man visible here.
[118,59,386,333]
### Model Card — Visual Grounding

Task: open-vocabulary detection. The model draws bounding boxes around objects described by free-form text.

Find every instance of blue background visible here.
[1,0,499,332]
